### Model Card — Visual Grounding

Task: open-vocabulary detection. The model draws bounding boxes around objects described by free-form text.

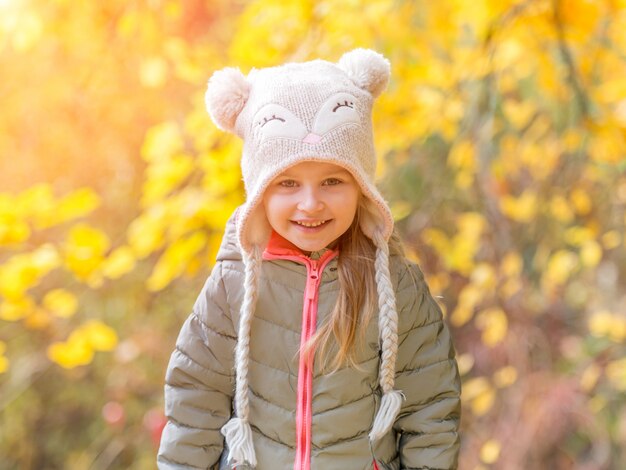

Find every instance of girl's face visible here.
[263,161,360,253]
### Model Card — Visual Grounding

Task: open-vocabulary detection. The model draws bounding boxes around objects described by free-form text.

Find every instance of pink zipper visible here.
[263,249,337,470]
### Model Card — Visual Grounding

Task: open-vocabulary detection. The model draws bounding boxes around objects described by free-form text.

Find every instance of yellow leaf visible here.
[444,213,485,275]
[206,231,226,266]
[569,188,592,215]
[520,138,561,180]
[493,366,518,388]
[56,188,101,223]
[424,272,448,297]
[580,240,602,267]
[588,395,606,414]
[607,316,626,343]
[16,184,57,229]
[580,363,601,392]
[47,338,94,369]
[480,439,501,464]
[140,56,168,88]
[557,0,602,41]
[448,140,476,171]
[78,320,118,351]
[601,230,622,249]
[0,214,30,245]
[476,307,508,346]
[588,310,613,337]
[606,358,626,391]
[457,212,485,238]
[493,39,524,72]
[562,128,583,152]
[0,261,36,300]
[0,246,59,300]
[451,284,482,327]
[147,231,207,291]
[503,99,536,129]
[390,200,412,222]
[24,308,51,330]
[229,0,313,68]
[141,121,183,163]
[588,127,624,164]
[587,310,626,343]
[471,386,496,416]
[102,246,136,279]
[549,195,574,223]
[63,223,110,281]
[31,243,62,270]
[470,264,496,290]
[0,343,6,373]
[463,377,495,416]
[543,250,579,288]
[593,79,626,104]
[462,377,490,400]
[127,210,166,259]
[500,190,538,222]
[42,289,78,318]
[564,226,594,246]
[499,278,522,299]
[501,251,523,277]
[142,154,195,205]
[0,297,35,321]
[457,353,475,376]
[423,228,451,259]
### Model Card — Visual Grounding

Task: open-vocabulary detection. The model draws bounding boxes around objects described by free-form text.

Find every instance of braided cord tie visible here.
[221,247,261,468]
[369,232,404,442]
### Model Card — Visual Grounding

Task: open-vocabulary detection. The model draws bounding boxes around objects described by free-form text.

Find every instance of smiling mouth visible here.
[293,220,330,228]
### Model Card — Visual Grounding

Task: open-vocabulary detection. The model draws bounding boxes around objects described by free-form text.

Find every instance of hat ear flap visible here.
[337,48,391,98]
[205,67,250,133]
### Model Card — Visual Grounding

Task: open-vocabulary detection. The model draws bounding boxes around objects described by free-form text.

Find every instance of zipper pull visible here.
[306,260,319,300]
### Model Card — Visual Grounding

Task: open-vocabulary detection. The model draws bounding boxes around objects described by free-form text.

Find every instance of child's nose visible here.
[296,188,324,212]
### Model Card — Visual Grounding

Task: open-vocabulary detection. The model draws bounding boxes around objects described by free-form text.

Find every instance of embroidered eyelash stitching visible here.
[259,114,286,127]
[332,100,354,112]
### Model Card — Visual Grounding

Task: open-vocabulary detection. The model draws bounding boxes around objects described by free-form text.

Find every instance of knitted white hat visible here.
[206,48,402,468]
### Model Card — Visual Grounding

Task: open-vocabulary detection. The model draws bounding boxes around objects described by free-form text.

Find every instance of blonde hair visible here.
[304,200,405,372]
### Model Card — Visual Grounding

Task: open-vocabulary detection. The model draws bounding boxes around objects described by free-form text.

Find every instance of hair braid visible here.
[221,246,262,467]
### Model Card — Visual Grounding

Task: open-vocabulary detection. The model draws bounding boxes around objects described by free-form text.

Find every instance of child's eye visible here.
[323,178,342,186]
[278,179,297,187]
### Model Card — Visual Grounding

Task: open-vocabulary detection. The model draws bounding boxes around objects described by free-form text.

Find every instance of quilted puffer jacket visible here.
[157,216,461,469]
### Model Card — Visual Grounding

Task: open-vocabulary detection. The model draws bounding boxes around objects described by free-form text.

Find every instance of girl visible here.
[158,49,461,470]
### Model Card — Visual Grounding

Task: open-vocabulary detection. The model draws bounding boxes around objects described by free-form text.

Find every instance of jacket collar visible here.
[263,230,339,261]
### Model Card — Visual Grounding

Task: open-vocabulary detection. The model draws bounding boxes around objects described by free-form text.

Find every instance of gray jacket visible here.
[157,217,461,469]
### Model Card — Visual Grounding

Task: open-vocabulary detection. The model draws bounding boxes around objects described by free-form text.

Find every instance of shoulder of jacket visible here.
[389,255,425,291]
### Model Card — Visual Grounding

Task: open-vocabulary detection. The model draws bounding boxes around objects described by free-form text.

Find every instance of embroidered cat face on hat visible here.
[205,48,394,255]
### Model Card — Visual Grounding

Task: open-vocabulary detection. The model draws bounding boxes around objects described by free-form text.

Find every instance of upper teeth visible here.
[296,220,326,227]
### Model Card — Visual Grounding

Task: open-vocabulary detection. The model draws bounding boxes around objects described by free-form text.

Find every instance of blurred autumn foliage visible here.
[1,0,625,469]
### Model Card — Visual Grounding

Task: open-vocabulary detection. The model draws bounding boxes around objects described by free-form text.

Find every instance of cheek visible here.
[337,189,360,222]
[263,193,290,220]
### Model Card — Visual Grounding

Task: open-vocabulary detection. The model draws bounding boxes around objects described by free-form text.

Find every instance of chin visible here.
[289,237,330,253]
[295,242,327,253]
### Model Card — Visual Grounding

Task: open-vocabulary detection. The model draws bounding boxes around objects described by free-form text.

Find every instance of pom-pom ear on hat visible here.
[338,48,391,98]
[205,67,251,133]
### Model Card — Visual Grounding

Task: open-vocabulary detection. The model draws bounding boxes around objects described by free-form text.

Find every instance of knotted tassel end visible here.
[369,390,405,442]
[221,417,257,468]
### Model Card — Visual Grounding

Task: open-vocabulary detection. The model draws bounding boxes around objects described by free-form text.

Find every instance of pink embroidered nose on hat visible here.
[205,48,403,468]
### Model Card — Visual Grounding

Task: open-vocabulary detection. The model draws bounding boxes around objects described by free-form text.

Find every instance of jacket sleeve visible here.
[393,262,461,470]
[157,263,237,470]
